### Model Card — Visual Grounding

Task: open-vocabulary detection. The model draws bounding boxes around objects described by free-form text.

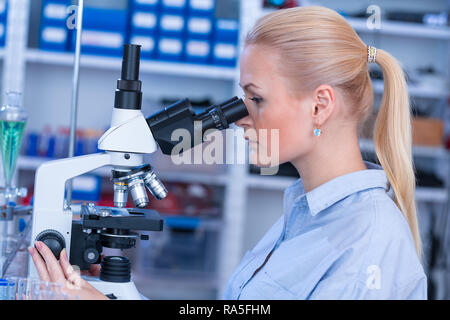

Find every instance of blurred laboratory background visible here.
[0,0,449,300]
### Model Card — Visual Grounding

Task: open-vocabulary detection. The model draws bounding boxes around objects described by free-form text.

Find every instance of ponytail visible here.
[374,49,422,259]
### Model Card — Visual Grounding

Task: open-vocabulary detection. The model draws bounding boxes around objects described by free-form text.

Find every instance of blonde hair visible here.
[246,6,422,258]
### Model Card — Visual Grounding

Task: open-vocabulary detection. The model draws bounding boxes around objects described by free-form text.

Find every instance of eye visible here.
[249,96,263,105]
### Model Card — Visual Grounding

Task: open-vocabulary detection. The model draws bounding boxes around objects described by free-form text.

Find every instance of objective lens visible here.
[128,178,149,208]
[113,182,128,208]
[144,171,168,200]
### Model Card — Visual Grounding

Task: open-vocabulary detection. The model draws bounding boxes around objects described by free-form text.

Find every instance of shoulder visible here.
[322,187,416,252]
[317,188,426,297]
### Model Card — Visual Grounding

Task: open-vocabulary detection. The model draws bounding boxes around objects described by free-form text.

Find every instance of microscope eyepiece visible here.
[198,97,248,132]
[121,44,141,81]
[114,44,143,110]
[147,97,249,155]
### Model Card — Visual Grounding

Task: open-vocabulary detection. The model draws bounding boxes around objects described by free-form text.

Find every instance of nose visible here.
[235,115,251,129]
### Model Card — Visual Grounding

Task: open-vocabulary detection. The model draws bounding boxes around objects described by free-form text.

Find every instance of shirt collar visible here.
[288,161,390,216]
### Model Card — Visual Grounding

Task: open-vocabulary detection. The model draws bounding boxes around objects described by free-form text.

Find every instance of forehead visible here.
[240,44,280,86]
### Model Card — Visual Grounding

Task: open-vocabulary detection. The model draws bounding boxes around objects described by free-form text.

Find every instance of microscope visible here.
[28,44,248,299]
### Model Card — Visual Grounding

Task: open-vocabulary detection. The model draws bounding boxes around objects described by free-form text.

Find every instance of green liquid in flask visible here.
[0,120,26,186]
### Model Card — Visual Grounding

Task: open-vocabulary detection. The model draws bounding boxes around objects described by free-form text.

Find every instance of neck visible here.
[291,132,367,193]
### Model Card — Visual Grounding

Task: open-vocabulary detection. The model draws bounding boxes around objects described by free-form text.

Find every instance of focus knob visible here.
[83,248,100,264]
[35,229,66,260]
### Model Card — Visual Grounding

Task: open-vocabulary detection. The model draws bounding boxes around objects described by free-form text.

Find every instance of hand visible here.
[28,241,109,300]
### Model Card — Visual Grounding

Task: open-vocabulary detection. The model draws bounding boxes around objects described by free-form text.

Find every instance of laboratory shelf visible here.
[246,173,448,203]
[259,10,450,40]
[359,138,450,159]
[346,17,450,40]
[372,80,449,99]
[415,187,449,204]
[16,156,229,186]
[25,49,238,81]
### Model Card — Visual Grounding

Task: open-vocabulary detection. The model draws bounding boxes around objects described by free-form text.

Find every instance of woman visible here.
[29,6,426,299]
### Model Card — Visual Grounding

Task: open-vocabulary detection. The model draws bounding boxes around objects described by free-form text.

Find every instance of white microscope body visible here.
[28,44,159,299]
[28,105,157,299]
[27,44,247,300]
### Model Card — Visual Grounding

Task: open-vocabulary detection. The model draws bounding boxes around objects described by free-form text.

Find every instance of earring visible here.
[314,128,321,137]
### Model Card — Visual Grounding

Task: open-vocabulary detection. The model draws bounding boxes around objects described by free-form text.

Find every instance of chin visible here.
[249,154,281,168]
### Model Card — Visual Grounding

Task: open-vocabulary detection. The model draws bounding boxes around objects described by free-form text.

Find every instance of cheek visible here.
[256,103,313,163]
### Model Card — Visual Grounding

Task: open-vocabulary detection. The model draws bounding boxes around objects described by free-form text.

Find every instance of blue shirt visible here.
[223,161,427,300]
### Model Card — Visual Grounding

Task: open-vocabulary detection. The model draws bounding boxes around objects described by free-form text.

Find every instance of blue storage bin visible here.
[41,0,70,27]
[69,7,128,56]
[185,39,211,64]
[131,0,160,11]
[161,0,187,14]
[39,1,71,51]
[71,175,102,202]
[157,37,184,61]
[212,42,237,67]
[0,0,8,21]
[159,13,185,37]
[0,21,5,47]
[213,19,239,44]
[130,33,157,59]
[188,0,215,17]
[131,10,158,35]
[83,7,128,32]
[70,29,125,56]
[40,25,69,51]
[187,16,212,40]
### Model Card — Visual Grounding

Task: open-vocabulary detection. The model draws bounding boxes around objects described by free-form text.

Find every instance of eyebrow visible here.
[239,82,261,91]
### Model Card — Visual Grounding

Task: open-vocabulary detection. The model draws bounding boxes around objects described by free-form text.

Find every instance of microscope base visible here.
[85,276,144,300]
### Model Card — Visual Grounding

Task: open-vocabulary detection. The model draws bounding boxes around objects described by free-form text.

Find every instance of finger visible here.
[34,241,66,283]
[59,249,74,279]
[60,249,84,290]
[28,247,51,282]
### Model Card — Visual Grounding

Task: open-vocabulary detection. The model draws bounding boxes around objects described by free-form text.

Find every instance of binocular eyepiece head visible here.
[146,96,249,155]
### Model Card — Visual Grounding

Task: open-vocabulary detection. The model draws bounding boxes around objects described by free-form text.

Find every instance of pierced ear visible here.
[311,85,336,123]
